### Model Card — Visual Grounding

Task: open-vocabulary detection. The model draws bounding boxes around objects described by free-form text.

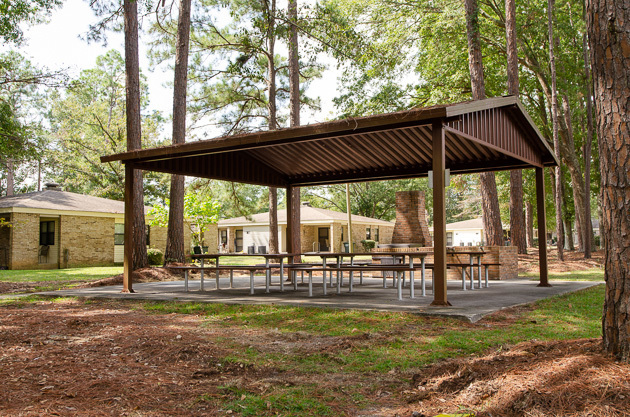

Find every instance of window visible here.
[114,224,124,245]
[39,221,55,246]
[374,227,379,242]
[366,227,371,239]
[114,224,150,245]
[220,230,228,245]
[235,229,243,252]
[446,232,453,246]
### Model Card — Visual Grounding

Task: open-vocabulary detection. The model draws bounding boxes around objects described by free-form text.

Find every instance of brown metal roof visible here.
[101,96,558,187]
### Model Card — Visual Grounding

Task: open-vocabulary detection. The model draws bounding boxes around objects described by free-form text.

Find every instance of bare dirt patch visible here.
[78,267,183,288]
[1,299,628,416]
[519,248,604,274]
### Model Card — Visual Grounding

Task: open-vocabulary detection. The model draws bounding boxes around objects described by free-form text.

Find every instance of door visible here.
[318,227,330,252]
[235,229,244,252]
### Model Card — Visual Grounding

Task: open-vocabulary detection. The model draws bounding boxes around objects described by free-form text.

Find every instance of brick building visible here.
[0,184,191,270]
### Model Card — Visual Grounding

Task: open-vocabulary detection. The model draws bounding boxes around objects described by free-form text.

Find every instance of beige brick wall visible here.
[203,224,219,253]
[10,212,40,269]
[147,222,193,256]
[331,223,343,252]
[379,225,394,245]
[301,225,316,252]
[59,215,115,268]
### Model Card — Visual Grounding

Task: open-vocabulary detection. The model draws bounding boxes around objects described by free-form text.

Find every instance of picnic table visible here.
[190,253,300,292]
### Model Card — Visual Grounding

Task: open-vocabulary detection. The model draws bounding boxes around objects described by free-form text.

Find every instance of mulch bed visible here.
[0,299,629,416]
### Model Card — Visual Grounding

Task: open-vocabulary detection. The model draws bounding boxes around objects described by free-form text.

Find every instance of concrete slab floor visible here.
[35,275,602,322]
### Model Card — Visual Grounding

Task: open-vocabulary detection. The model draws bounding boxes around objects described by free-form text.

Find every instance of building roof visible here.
[444,218,484,230]
[101,96,559,188]
[0,189,146,215]
[219,205,393,227]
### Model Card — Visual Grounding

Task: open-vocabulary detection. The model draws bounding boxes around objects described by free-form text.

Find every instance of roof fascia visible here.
[101,110,447,164]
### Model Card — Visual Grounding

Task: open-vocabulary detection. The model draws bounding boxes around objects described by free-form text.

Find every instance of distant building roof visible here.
[219,205,393,227]
[0,189,148,215]
[444,218,484,230]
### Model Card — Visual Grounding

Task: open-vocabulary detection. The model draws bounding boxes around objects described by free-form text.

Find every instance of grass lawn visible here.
[138,284,604,372]
[0,266,123,293]
[521,267,604,281]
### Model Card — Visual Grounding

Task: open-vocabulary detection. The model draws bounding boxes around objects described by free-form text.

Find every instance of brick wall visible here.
[371,245,518,280]
[10,212,40,269]
[378,225,394,245]
[301,225,316,252]
[146,222,193,255]
[59,215,115,268]
[392,191,432,245]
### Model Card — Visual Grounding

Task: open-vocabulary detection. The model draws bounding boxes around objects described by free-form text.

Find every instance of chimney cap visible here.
[44,183,61,191]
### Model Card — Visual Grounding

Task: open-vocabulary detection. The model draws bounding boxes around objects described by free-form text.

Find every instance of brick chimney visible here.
[392,191,432,246]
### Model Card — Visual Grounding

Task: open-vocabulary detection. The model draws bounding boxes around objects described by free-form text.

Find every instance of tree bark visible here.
[267,0,279,254]
[547,0,563,261]
[505,0,526,254]
[465,0,503,246]
[165,0,192,264]
[582,26,594,258]
[525,200,534,247]
[587,0,630,361]
[124,0,148,270]
[6,159,14,196]
[288,0,301,261]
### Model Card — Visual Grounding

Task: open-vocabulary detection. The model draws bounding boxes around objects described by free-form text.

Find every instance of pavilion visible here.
[101,96,559,306]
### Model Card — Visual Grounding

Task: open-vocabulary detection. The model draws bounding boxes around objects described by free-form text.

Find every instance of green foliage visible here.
[47,50,169,203]
[0,52,57,164]
[148,0,322,135]
[360,239,375,251]
[0,0,61,45]
[147,248,164,266]
[149,192,220,246]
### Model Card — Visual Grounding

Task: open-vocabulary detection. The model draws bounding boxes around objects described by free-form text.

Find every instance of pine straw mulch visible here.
[519,249,604,274]
[78,267,183,288]
[394,338,630,417]
[1,298,629,416]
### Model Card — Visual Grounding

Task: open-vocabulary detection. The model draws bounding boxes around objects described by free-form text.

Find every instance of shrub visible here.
[594,235,601,248]
[361,239,376,251]
[147,248,164,266]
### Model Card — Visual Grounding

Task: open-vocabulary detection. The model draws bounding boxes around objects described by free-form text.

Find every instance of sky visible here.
[15,0,339,140]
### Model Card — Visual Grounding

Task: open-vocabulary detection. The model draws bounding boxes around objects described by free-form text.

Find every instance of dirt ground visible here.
[1,250,621,416]
[0,298,628,416]
[519,248,604,274]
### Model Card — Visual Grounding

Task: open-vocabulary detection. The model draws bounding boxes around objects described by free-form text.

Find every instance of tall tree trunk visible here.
[6,159,14,196]
[560,94,588,253]
[165,0,192,264]
[465,0,503,246]
[547,0,563,261]
[505,0,527,254]
[288,0,301,259]
[582,26,594,258]
[124,0,148,270]
[267,0,279,254]
[525,200,534,247]
[587,0,630,361]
